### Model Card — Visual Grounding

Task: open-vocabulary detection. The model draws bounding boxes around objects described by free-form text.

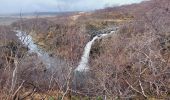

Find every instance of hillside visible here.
[0,0,170,99]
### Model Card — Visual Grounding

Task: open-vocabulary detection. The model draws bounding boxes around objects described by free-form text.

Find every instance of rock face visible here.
[90,26,117,39]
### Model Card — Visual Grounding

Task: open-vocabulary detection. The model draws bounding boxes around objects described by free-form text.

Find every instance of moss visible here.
[96,96,103,100]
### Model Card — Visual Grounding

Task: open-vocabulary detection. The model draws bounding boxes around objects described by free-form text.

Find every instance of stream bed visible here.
[15,30,66,71]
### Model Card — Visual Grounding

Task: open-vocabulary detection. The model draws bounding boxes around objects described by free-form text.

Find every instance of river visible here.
[15,30,66,71]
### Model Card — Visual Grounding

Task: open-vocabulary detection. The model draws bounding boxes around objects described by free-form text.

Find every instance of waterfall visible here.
[75,32,114,71]
[15,28,115,72]
[73,31,115,91]
[75,35,99,71]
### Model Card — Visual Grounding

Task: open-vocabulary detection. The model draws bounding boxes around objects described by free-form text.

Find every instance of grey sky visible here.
[0,0,145,14]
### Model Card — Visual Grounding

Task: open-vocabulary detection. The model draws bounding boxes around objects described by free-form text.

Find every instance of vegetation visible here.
[0,0,170,99]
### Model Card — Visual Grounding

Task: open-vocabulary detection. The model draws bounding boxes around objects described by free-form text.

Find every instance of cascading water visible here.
[16,31,42,55]
[15,28,116,92]
[15,30,65,70]
[75,35,99,71]
[73,30,115,91]
[75,31,115,72]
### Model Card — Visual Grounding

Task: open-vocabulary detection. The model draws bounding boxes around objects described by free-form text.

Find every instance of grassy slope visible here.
[89,0,170,99]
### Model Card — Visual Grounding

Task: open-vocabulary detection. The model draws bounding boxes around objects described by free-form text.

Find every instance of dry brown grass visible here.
[0,0,170,99]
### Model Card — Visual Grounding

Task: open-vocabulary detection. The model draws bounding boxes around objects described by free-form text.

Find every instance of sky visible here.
[0,0,145,14]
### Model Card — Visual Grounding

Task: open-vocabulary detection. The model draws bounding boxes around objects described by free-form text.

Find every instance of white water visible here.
[15,29,115,72]
[75,35,98,71]
[75,31,115,71]
[16,31,42,55]
[16,30,64,69]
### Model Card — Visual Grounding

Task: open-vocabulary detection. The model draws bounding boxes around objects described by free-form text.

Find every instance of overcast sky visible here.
[0,0,145,14]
